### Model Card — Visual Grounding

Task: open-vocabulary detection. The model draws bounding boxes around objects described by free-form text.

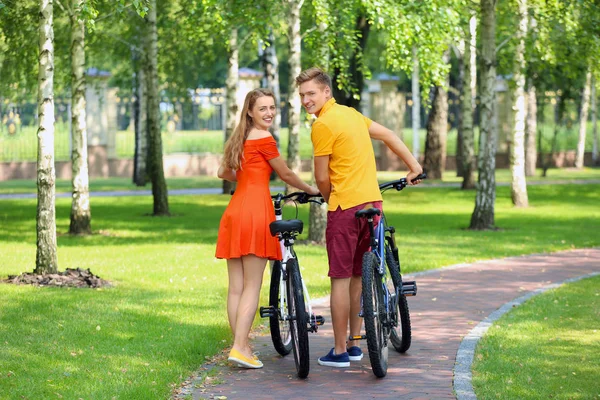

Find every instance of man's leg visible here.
[330,277,351,355]
[347,275,363,349]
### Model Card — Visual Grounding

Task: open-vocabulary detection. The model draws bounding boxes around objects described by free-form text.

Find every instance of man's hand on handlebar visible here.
[406,170,425,185]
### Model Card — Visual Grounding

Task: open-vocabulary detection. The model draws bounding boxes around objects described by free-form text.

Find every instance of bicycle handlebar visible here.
[379,172,427,192]
[271,191,324,205]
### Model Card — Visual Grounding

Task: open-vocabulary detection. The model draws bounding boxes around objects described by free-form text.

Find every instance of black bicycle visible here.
[259,191,325,379]
[352,173,425,378]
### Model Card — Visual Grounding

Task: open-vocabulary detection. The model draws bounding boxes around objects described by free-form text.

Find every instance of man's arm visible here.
[313,155,331,202]
[368,121,423,182]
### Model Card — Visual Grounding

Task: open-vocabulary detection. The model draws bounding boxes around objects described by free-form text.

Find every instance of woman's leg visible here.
[231,254,267,358]
[227,258,244,337]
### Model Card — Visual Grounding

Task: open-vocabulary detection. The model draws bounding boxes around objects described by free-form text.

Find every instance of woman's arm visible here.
[268,157,319,194]
[217,164,237,182]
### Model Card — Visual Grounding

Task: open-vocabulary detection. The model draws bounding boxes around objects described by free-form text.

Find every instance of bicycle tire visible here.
[286,258,310,378]
[362,251,388,378]
[386,246,412,353]
[269,260,292,356]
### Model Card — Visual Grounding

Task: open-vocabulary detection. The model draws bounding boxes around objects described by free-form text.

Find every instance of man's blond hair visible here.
[295,67,332,89]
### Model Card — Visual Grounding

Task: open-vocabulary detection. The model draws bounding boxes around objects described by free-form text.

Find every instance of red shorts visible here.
[326,201,383,278]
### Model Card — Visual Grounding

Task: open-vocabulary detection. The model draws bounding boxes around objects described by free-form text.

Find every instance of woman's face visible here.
[248,96,276,131]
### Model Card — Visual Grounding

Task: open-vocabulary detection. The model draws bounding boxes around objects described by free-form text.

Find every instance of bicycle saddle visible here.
[269,219,304,236]
[355,208,381,219]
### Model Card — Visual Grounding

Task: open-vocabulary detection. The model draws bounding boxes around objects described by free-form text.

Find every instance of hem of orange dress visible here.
[215,252,281,261]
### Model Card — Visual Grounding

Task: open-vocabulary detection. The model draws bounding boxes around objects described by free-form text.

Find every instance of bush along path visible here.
[175,248,600,400]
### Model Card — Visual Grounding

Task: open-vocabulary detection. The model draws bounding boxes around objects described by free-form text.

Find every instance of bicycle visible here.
[352,173,426,378]
[259,191,325,379]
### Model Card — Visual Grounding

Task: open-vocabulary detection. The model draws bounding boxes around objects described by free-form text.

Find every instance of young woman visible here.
[216,88,319,369]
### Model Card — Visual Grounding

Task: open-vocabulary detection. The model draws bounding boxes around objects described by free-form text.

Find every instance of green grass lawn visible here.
[0,180,599,398]
[1,167,599,195]
[472,275,600,399]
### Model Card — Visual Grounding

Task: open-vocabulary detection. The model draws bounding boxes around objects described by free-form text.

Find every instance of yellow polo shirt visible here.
[311,98,382,211]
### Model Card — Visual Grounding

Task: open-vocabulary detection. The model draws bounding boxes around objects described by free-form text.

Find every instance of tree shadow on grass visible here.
[0,284,230,398]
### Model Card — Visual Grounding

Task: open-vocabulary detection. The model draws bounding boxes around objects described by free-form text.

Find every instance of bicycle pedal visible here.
[259,306,276,318]
[401,281,417,296]
[314,315,325,325]
[348,335,366,341]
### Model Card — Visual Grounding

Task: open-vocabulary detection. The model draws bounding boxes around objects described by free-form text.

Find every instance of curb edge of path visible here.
[453,271,600,400]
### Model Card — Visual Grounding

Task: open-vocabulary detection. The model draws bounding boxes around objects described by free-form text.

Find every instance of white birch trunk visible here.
[525,85,537,176]
[35,0,58,274]
[286,0,303,194]
[69,0,91,235]
[575,67,592,169]
[460,14,477,189]
[510,0,528,207]
[145,0,169,214]
[222,28,239,195]
[470,0,497,230]
[592,77,598,165]
[411,45,420,159]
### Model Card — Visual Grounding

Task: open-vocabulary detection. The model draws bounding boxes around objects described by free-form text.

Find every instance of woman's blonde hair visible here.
[222,88,275,170]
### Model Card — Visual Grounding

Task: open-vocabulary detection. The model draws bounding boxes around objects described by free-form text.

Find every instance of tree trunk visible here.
[35,0,58,274]
[509,0,528,208]
[133,48,148,186]
[455,41,464,178]
[68,0,91,235]
[460,14,477,190]
[145,0,169,215]
[411,45,421,159]
[261,30,281,144]
[286,0,302,193]
[575,67,592,169]
[222,28,239,195]
[308,1,327,243]
[470,0,497,230]
[592,76,598,165]
[423,52,449,180]
[525,84,537,176]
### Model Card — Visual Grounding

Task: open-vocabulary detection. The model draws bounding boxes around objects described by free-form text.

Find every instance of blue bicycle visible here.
[353,174,425,378]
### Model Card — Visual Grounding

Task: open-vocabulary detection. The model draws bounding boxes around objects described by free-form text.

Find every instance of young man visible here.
[296,67,423,367]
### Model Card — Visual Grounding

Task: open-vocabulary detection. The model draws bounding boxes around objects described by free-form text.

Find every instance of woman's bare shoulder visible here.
[246,129,272,140]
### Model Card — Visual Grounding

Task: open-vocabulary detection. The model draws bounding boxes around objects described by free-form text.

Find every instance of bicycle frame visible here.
[272,197,317,328]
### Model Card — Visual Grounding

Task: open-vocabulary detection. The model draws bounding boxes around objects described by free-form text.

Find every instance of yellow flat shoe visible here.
[228,348,263,369]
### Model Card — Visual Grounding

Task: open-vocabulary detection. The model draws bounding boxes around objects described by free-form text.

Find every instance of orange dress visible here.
[215,136,282,260]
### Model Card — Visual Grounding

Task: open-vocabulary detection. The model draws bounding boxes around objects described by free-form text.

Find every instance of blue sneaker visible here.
[347,346,363,361]
[317,348,350,367]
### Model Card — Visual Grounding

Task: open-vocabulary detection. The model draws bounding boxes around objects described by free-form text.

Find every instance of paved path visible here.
[180,248,599,400]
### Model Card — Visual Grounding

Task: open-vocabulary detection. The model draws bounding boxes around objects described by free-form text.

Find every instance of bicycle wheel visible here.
[286,258,310,378]
[362,251,388,378]
[269,261,292,356]
[385,245,412,353]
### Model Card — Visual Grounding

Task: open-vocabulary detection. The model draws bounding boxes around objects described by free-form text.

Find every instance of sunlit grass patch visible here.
[472,275,600,400]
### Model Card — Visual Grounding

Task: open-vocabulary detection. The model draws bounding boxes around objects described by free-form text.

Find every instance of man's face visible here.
[298,80,331,115]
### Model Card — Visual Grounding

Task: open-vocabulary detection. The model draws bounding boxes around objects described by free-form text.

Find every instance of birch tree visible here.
[66,0,91,234]
[222,27,238,195]
[423,52,450,180]
[592,77,598,165]
[411,45,420,159]
[35,0,58,273]
[144,0,169,215]
[575,68,592,169]
[470,0,497,230]
[509,0,529,207]
[286,0,303,193]
[459,13,477,189]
